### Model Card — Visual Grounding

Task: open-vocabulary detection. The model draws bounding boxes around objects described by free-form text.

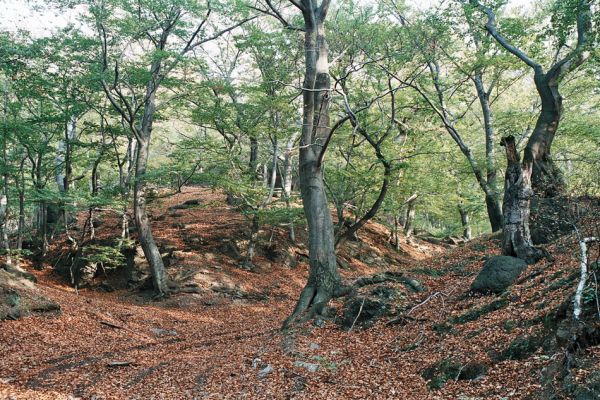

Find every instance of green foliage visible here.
[81,244,126,271]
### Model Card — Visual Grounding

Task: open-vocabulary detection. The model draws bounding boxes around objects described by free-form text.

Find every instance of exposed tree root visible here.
[282,271,423,329]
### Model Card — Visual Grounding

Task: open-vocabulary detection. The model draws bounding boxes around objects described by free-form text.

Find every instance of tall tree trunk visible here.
[134,137,167,295]
[284,0,339,328]
[473,73,503,231]
[500,136,545,264]
[132,58,168,296]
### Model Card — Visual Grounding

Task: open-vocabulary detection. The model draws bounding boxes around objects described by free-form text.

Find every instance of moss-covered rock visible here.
[0,269,59,320]
[471,256,527,294]
[498,334,543,361]
[421,358,488,390]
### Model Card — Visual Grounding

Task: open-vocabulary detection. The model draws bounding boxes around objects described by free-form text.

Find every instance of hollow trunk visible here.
[500,135,545,264]
[283,3,340,328]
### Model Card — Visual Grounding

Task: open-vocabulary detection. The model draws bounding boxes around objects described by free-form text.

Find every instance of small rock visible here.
[313,317,326,328]
[107,361,132,367]
[150,328,178,337]
[293,361,320,373]
[309,343,320,350]
[258,364,273,379]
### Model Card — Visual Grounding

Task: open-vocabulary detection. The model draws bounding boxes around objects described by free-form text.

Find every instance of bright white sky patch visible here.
[0,0,538,37]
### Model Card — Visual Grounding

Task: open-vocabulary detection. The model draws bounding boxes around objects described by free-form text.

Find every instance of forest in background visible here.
[1,0,600,398]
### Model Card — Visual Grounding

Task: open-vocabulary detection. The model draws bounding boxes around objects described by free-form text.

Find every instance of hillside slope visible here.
[0,187,598,400]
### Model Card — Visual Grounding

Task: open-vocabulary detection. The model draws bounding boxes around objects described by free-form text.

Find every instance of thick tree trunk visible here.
[500,136,545,264]
[284,2,340,328]
[524,73,565,197]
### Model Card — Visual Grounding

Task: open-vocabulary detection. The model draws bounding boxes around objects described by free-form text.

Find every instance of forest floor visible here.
[0,187,599,400]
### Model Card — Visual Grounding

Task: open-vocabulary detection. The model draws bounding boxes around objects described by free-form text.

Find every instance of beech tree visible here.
[470,0,594,262]
[91,0,253,295]
[471,0,594,196]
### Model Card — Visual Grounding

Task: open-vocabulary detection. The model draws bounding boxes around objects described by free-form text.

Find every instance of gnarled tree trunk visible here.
[500,136,545,264]
[474,0,592,196]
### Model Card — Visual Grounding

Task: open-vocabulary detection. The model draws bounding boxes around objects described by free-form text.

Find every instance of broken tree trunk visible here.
[500,135,545,264]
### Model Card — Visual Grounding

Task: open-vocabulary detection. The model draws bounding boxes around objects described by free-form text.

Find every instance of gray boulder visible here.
[471,255,527,294]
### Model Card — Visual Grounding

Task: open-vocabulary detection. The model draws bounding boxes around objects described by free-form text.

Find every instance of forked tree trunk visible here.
[283,0,340,328]
[500,136,545,264]
[474,0,592,197]
[132,57,168,296]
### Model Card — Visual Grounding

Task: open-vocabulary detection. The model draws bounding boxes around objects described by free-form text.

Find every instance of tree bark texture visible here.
[500,135,545,264]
